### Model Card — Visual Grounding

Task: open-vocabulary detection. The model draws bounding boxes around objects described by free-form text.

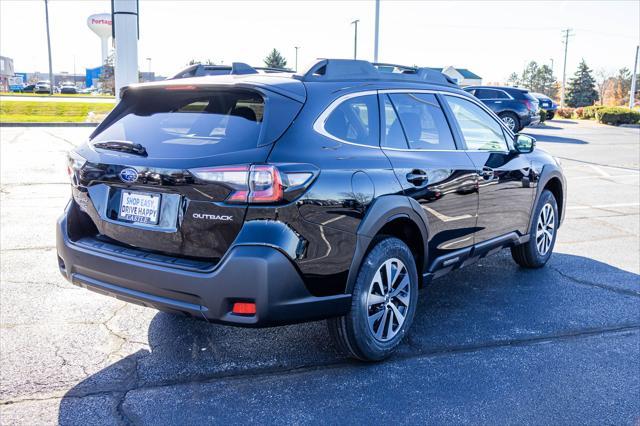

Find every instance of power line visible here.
[560,28,575,108]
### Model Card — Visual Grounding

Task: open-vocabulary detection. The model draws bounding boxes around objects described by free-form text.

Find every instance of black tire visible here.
[547,111,555,120]
[499,112,521,132]
[511,190,558,268]
[328,237,419,361]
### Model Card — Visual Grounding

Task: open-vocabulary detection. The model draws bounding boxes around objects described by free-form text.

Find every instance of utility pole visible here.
[351,20,359,59]
[294,46,299,72]
[630,45,639,108]
[373,0,380,62]
[44,0,54,95]
[560,28,574,108]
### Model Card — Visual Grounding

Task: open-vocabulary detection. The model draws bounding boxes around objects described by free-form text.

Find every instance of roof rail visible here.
[230,62,258,75]
[254,66,293,73]
[296,59,457,86]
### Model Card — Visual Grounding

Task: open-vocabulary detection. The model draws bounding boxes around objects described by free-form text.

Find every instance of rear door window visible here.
[386,93,457,150]
[381,95,409,149]
[474,89,500,100]
[444,95,508,152]
[91,90,267,158]
[323,94,379,147]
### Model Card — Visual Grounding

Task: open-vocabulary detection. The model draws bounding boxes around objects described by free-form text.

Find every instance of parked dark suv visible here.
[57,60,566,361]
[464,86,540,132]
[531,92,558,120]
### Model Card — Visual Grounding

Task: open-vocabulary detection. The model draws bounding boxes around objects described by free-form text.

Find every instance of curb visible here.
[0,122,99,127]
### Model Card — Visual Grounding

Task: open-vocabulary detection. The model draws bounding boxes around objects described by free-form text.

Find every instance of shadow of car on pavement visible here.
[58,252,639,424]
[525,132,588,144]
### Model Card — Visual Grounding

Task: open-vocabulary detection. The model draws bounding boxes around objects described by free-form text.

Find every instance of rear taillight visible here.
[248,165,283,203]
[190,164,295,204]
[521,99,533,110]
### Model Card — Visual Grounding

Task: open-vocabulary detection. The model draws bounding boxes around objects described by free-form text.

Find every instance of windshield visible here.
[91,90,265,158]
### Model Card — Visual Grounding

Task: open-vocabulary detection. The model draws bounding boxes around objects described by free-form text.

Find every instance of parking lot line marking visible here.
[587,165,612,178]
[556,156,640,173]
[567,202,640,210]
[570,174,640,181]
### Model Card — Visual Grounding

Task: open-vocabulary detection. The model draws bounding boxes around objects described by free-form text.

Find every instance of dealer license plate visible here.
[118,190,161,225]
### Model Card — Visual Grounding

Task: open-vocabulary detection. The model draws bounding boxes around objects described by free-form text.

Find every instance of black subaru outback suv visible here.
[57,60,566,361]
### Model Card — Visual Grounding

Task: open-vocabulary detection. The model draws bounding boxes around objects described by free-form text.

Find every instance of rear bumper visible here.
[521,114,540,127]
[56,204,351,327]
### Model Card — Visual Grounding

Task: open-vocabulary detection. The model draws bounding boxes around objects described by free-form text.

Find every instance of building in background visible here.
[428,66,482,86]
[0,56,15,91]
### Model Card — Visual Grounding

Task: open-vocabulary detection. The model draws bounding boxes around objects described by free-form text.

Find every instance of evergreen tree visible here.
[507,61,557,98]
[520,61,539,90]
[507,72,520,86]
[566,60,599,107]
[536,65,558,99]
[263,49,288,69]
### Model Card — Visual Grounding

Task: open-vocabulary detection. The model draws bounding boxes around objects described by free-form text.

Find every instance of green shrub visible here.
[556,108,575,119]
[581,105,606,120]
[538,109,546,123]
[596,107,640,125]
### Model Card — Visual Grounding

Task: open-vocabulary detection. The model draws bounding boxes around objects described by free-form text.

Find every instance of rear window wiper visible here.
[93,140,148,157]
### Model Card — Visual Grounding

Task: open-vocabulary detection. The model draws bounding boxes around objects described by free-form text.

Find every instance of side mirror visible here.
[514,134,536,154]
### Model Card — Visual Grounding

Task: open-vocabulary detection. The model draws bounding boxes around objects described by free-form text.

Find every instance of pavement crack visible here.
[549,265,640,297]
[1,246,56,252]
[3,279,80,291]
[81,324,640,400]
[2,324,637,411]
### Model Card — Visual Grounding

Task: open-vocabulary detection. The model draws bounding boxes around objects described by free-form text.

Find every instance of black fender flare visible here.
[344,195,429,294]
[531,164,567,229]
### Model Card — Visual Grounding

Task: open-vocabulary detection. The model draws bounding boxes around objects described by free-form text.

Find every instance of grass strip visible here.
[0,101,114,123]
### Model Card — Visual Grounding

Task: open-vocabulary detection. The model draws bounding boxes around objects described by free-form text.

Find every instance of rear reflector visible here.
[232,302,256,315]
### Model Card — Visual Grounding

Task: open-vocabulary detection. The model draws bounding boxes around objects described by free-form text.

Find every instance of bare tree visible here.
[595,68,614,106]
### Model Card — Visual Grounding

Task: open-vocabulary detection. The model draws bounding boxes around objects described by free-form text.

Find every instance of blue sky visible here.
[1,0,638,82]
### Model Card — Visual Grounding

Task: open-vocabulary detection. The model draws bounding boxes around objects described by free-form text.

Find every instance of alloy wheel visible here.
[536,203,555,255]
[502,116,516,131]
[366,258,411,342]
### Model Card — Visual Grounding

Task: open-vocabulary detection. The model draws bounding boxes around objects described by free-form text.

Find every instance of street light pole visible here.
[44,0,54,95]
[373,0,380,62]
[351,19,359,60]
[629,45,639,109]
[294,46,299,72]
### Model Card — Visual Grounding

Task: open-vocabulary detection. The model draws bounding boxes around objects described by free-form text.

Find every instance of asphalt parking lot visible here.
[1,119,638,424]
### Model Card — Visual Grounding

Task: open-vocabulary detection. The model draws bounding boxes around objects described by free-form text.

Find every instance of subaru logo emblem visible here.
[119,168,139,183]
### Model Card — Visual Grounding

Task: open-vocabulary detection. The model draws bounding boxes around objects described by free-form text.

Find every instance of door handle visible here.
[406,170,428,186]
[479,167,494,180]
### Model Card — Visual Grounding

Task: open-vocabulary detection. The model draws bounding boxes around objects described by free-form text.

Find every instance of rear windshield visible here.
[91,90,265,157]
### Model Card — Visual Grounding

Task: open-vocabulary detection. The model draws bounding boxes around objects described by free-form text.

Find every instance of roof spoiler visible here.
[296,59,458,86]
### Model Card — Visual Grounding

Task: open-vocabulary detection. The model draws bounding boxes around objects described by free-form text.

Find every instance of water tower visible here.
[87,13,112,64]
